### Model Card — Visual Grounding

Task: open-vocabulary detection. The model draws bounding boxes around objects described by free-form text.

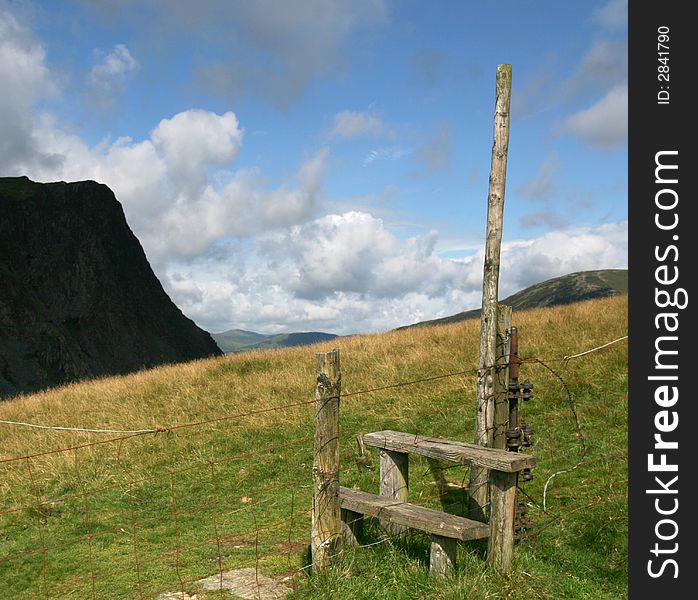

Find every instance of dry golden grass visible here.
[0,295,627,462]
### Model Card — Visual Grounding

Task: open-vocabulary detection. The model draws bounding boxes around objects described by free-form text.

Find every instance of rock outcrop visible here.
[0,176,222,398]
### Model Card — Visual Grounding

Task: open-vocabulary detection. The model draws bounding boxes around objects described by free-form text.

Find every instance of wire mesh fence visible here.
[0,334,627,599]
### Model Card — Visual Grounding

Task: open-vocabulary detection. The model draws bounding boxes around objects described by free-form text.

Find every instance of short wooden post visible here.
[430,535,457,577]
[469,63,512,521]
[487,470,518,572]
[311,349,342,570]
[341,508,363,546]
[492,305,512,451]
[379,449,409,535]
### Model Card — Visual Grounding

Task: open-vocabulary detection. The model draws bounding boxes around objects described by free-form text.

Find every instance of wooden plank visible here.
[339,487,490,542]
[379,449,409,535]
[311,349,342,570]
[363,431,535,473]
[470,63,513,521]
[430,535,457,577]
[487,470,517,572]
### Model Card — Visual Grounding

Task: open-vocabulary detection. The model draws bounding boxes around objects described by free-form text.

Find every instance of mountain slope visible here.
[211,329,272,353]
[212,330,337,353]
[397,269,627,330]
[0,176,222,398]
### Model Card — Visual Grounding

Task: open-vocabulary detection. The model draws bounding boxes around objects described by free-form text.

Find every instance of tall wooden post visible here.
[469,64,512,521]
[311,349,342,570]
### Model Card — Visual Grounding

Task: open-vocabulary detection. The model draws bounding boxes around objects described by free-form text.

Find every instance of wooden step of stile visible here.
[339,487,489,541]
[362,430,535,472]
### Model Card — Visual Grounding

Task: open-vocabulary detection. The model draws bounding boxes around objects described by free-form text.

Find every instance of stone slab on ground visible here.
[198,568,293,599]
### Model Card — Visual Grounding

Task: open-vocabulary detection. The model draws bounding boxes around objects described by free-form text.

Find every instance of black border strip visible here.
[628,3,693,597]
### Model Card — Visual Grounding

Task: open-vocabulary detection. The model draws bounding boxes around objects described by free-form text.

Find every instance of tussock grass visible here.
[1,296,627,598]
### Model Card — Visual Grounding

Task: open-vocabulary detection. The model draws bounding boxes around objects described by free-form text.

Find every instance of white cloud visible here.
[258,211,461,301]
[363,146,410,166]
[560,84,627,150]
[88,43,138,83]
[86,44,139,109]
[330,110,385,138]
[150,109,243,195]
[6,105,327,263]
[0,9,58,169]
[499,221,627,295]
[165,216,628,335]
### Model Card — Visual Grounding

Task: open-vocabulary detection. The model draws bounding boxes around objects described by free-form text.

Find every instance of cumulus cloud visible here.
[5,102,327,263]
[164,216,627,335]
[330,110,385,138]
[559,84,627,150]
[150,109,243,195]
[86,43,139,108]
[258,212,461,301]
[0,9,58,170]
[500,221,627,294]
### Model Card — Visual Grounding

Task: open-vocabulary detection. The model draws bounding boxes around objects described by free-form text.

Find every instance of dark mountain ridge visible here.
[397,269,628,330]
[0,176,221,399]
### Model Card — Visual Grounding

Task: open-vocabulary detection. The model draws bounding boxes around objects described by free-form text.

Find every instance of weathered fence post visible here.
[311,349,342,570]
[469,63,512,522]
[493,305,512,451]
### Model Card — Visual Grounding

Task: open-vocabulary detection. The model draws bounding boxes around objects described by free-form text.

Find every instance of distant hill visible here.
[212,329,338,353]
[397,269,627,330]
[0,176,222,398]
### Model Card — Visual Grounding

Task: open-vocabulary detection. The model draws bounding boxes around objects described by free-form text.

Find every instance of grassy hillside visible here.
[399,269,627,329]
[0,295,628,599]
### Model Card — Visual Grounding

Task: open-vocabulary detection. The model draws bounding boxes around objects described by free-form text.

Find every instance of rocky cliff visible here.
[0,176,222,398]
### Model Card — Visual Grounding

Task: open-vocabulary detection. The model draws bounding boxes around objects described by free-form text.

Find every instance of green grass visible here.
[0,296,628,599]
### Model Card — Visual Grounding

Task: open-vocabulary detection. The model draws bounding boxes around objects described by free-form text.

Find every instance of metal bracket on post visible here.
[506,328,535,535]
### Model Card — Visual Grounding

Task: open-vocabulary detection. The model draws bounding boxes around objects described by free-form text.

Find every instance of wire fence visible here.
[0,335,627,599]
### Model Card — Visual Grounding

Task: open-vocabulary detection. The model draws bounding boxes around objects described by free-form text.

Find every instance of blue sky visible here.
[1,0,627,334]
